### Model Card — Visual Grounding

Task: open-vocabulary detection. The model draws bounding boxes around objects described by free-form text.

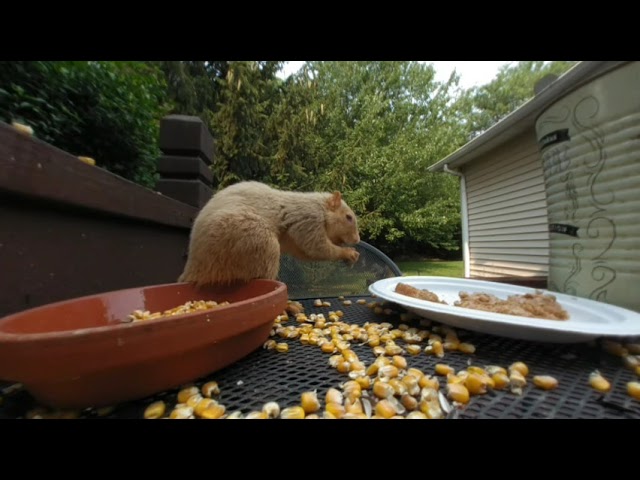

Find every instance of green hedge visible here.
[0,61,170,188]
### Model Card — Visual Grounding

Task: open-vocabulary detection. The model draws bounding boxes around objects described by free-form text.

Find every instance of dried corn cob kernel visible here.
[321,342,336,353]
[485,365,507,376]
[325,402,345,418]
[435,364,454,376]
[447,383,470,404]
[533,375,559,391]
[325,388,343,405]
[373,380,395,399]
[491,373,509,390]
[378,365,400,379]
[186,394,203,409]
[392,355,407,370]
[201,381,220,398]
[276,342,289,353]
[262,401,280,418]
[280,406,306,419]
[355,375,372,390]
[419,375,440,390]
[194,398,217,417]
[169,406,194,419]
[301,391,321,414]
[177,386,200,404]
[144,401,166,419]
[263,339,277,350]
[245,411,269,419]
[406,411,428,419]
[200,403,226,419]
[509,362,529,377]
[589,370,611,392]
[509,370,527,396]
[628,381,640,400]
[465,373,489,395]
[375,399,398,418]
[406,344,422,355]
[458,343,476,354]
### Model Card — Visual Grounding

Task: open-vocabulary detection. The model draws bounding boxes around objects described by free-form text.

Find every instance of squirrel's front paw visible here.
[343,247,360,264]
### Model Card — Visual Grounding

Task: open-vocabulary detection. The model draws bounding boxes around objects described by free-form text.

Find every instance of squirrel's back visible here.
[179,181,360,286]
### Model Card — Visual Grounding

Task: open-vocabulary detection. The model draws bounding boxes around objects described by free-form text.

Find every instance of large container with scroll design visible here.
[535,61,640,312]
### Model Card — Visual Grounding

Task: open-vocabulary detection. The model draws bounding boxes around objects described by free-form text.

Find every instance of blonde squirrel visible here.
[178,181,361,286]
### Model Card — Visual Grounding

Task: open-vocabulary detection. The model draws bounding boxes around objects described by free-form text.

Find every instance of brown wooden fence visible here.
[0,115,214,317]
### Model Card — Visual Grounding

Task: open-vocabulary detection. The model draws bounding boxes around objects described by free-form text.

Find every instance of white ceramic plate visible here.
[369,276,640,343]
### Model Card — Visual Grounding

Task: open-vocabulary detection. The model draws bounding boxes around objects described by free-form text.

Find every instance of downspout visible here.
[443,164,470,279]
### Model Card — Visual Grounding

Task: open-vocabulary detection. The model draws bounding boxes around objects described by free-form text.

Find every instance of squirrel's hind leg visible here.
[180,211,280,285]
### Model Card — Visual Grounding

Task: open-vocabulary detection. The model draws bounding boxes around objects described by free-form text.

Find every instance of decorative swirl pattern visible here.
[587,216,617,261]
[563,243,584,294]
[572,96,600,130]
[538,105,571,130]
[545,92,619,304]
[588,266,617,302]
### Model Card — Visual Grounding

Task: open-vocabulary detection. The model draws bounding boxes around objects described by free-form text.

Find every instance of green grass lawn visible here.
[394,260,464,278]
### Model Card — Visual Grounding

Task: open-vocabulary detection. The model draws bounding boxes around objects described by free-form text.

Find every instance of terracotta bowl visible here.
[0,279,288,409]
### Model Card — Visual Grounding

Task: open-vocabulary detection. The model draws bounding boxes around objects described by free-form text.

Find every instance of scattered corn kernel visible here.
[262,401,280,418]
[78,156,96,166]
[589,370,611,392]
[458,343,476,354]
[276,342,289,353]
[201,381,220,398]
[447,383,470,404]
[12,121,34,136]
[200,403,226,419]
[169,406,194,419]
[177,386,200,404]
[280,406,306,419]
[419,375,440,390]
[326,388,343,405]
[263,339,277,350]
[245,411,269,419]
[375,399,398,418]
[325,402,346,418]
[194,398,217,417]
[406,411,428,419]
[392,355,407,370]
[144,401,166,419]
[301,391,321,414]
[533,375,559,391]
[627,381,640,400]
[509,362,529,377]
[435,364,455,376]
[509,370,527,396]
[406,344,422,355]
[465,373,489,395]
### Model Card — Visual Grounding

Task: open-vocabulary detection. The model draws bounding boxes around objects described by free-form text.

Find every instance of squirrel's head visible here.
[325,191,360,246]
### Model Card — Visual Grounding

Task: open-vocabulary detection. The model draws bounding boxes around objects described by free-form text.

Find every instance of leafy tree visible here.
[466,61,577,138]
[0,61,170,187]
[284,61,469,256]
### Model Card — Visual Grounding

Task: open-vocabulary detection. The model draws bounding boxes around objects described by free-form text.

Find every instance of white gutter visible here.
[443,164,470,279]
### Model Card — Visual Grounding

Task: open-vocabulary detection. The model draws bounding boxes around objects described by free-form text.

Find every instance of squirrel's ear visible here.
[327,191,342,211]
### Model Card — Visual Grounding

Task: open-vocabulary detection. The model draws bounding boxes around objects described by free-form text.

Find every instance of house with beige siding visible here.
[428,61,627,285]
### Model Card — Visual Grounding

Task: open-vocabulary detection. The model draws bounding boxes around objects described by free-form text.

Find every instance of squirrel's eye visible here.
[346,214,353,222]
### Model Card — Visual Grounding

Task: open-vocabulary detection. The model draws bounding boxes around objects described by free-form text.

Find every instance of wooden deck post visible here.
[156,115,215,208]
